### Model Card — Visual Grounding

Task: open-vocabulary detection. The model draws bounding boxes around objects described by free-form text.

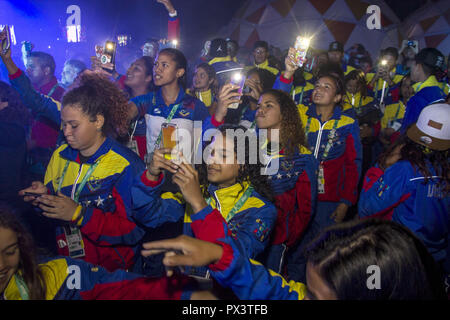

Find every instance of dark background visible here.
[0,0,428,76]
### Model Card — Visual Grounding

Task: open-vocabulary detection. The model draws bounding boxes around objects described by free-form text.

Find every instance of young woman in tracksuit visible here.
[0,207,197,300]
[274,51,362,229]
[359,103,449,275]
[20,73,147,272]
[131,124,277,278]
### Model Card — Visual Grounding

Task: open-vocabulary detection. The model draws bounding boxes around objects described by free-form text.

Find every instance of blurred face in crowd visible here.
[409,60,423,83]
[61,63,80,88]
[255,93,282,130]
[153,52,184,87]
[61,104,105,155]
[26,57,48,86]
[312,76,341,107]
[346,79,359,95]
[403,47,415,60]
[253,47,269,65]
[205,133,240,188]
[125,58,152,90]
[227,42,239,58]
[328,51,343,64]
[317,53,329,67]
[193,66,213,91]
[0,227,20,295]
[380,54,397,71]
[142,41,158,59]
[304,262,337,300]
[400,76,414,101]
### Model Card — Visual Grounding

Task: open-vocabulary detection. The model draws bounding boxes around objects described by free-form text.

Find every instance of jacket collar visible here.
[255,59,269,68]
[60,136,113,164]
[412,75,440,93]
[155,86,185,108]
[38,76,59,95]
[207,181,251,217]
[209,56,232,65]
[306,103,342,122]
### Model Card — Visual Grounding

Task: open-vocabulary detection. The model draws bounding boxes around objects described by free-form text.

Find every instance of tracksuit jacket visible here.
[2,256,192,300]
[274,74,362,205]
[176,201,307,300]
[400,75,446,133]
[44,137,146,272]
[358,161,449,263]
[131,171,277,276]
[266,146,318,247]
[365,68,404,106]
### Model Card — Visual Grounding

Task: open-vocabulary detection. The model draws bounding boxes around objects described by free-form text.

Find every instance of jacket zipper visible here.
[71,164,84,200]
[314,121,329,159]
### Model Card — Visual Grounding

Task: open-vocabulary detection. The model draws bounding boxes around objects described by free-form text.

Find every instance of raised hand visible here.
[141,235,224,270]
[146,147,180,181]
[214,83,242,123]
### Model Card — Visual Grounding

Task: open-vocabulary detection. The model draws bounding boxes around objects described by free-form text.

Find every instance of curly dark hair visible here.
[246,67,276,91]
[62,73,130,141]
[197,124,274,203]
[377,135,449,194]
[0,81,32,129]
[262,89,308,156]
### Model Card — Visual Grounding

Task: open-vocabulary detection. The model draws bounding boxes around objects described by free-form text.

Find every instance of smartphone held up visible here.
[1,25,11,55]
[229,72,245,109]
[293,36,310,67]
[161,123,179,161]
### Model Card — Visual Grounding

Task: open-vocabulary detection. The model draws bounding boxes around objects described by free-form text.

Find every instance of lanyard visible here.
[293,85,305,104]
[321,120,339,161]
[206,186,254,222]
[47,83,59,98]
[57,159,100,203]
[153,94,182,149]
[14,274,30,300]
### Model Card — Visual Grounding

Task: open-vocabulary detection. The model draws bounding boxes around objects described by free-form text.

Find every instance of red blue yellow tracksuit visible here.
[365,68,404,106]
[2,256,192,300]
[358,162,449,265]
[175,210,307,300]
[400,75,446,133]
[262,145,318,274]
[341,91,376,119]
[131,171,277,277]
[44,137,146,272]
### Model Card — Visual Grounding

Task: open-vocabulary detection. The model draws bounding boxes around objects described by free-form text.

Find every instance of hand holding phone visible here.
[161,123,179,160]
[228,72,245,109]
[1,25,11,55]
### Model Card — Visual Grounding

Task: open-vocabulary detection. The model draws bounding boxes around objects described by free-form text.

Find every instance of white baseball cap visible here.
[407,103,450,151]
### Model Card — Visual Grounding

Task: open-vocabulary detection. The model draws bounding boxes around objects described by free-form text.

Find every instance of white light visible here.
[232,73,242,83]
[67,25,81,43]
[48,45,51,49]
[172,39,178,47]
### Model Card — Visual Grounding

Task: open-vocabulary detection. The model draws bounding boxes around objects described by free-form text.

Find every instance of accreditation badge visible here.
[64,226,85,258]
[127,139,140,157]
[318,164,325,194]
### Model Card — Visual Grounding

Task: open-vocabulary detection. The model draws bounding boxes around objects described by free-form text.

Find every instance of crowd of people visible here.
[0,0,449,301]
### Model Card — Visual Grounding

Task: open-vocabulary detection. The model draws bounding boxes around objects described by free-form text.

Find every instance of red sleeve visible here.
[280,72,293,84]
[362,166,384,192]
[81,274,193,300]
[9,68,23,80]
[341,133,360,205]
[168,17,180,40]
[211,115,225,127]
[209,241,234,272]
[190,208,230,243]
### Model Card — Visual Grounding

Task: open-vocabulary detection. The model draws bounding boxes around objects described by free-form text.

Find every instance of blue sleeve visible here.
[130,173,185,228]
[272,74,293,94]
[9,70,62,126]
[193,99,211,121]
[209,238,306,300]
[358,162,410,217]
